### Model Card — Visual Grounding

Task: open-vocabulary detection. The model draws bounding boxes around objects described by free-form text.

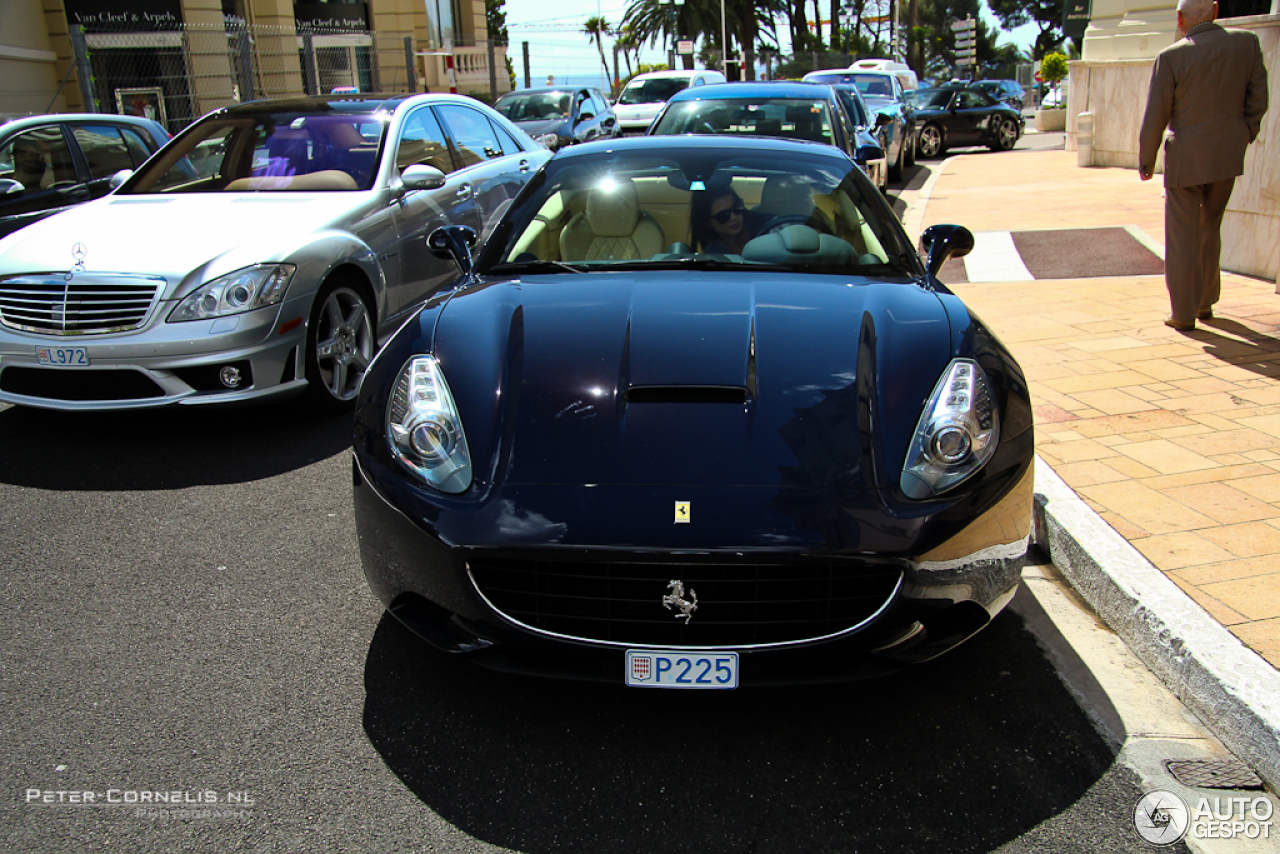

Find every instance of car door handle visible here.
[455,182,473,200]
[519,159,532,173]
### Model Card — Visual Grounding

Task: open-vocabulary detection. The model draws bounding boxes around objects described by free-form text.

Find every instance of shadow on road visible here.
[0,400,353,490]
[362,599,1119,853]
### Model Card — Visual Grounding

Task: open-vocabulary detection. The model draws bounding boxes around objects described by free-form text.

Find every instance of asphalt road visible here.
[0,392,1191,854]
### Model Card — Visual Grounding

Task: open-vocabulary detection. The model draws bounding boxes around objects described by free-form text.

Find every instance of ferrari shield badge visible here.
[674,500,690,523]
[663,580,698,623]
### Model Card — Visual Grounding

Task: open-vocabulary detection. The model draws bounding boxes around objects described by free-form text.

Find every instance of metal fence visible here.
[69,22,418,134]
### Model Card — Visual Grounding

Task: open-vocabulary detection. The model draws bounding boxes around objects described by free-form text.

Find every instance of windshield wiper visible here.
[489,259,586,275]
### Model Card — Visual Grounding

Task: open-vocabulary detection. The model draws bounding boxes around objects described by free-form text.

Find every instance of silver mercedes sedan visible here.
[0,93,550,411]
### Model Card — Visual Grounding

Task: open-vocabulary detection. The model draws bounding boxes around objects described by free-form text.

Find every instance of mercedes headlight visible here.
[168,264,295,322]
[387,356,472,494]
[900,359,1000,499]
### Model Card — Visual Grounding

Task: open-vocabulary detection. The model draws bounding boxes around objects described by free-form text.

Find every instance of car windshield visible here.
[495,91,572,122]
[912,89,958,109]
[480,144,915,277]
[121,105,389,194]
[843,74,896,99]
[617,78,690,105]
[651,98,838,147]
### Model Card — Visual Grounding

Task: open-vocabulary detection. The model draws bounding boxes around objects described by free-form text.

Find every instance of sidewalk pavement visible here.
[902,147,1280,791]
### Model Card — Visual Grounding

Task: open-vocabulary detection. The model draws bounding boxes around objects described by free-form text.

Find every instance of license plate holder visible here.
[36,346,90,367]
[625,650,738,689]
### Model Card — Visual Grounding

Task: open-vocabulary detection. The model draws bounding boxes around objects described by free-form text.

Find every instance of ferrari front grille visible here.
[0,275,162,334]
[468,558,903,647]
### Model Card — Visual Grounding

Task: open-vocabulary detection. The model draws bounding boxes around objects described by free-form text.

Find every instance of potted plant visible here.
[1035,53,1069,131]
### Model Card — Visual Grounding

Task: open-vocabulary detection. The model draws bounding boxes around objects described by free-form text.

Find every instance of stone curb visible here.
[1032,456,1280,792]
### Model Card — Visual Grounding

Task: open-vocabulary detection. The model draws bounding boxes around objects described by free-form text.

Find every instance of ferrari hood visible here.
[434,272,953,490]
[0,193,359,280]
[514,119,566,137]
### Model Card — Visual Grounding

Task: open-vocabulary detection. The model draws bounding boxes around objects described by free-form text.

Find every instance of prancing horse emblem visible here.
[662,579,698,623]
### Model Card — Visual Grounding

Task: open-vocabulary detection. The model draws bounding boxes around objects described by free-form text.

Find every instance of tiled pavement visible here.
[909,148,1280,670]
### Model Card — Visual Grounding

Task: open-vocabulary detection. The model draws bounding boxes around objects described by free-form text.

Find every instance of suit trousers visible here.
[1164,177,1235,323]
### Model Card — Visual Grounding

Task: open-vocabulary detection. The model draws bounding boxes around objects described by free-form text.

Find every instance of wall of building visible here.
[1070,14,1280,286]
[0,0,65,115]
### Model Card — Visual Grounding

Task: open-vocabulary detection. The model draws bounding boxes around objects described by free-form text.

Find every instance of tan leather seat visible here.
[755,175,835,233]
[560,178,664,261]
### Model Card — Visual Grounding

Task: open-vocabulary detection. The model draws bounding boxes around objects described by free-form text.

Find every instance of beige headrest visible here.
[585,179,641,236]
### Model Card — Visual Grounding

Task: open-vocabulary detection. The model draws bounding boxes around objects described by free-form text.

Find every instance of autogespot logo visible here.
[1134,790,1190,846]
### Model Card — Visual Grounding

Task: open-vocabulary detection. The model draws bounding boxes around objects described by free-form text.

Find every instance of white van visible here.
[847,59,919,95]
[613,69,728,133]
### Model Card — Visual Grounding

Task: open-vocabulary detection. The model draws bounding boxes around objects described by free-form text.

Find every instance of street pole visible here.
[720,0,727,77]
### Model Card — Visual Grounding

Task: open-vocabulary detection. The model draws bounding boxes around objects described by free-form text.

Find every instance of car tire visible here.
[304,274,375,412]
[903,130,916,169]
[989,118,1020,152]
[917,123,944,159]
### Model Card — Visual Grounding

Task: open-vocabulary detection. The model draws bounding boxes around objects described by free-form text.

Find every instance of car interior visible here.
[503,166,892,271]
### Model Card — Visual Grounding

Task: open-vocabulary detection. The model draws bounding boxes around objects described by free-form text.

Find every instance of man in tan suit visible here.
[1138,0,1268,331]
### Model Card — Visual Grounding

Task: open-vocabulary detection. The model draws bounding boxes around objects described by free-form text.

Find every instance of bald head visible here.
[1177,0,1216,28]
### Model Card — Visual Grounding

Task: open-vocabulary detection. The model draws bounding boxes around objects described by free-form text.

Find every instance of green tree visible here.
[583,16,613,81]
[986,0,1064,58]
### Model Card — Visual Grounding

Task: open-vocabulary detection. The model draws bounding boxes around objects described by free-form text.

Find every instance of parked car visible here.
[646,81,887,190]
[804,68,917,175]
[974,79,1026,112]
[0,93,550,412]
[831,82,912,183]
[493,86,621,151]
[0,113,169,238]
[351,135,1036,687]
[908,85,1024,158]
[613,69,727,133]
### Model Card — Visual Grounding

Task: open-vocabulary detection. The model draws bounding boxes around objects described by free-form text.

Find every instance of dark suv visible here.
[0,113,170,238]
[974,80,1026,112]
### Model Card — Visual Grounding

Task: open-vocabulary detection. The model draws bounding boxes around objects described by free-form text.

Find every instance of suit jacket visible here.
[1138,22,1269,188]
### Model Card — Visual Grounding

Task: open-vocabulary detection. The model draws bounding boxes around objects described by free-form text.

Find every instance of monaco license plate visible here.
[36,346,90,367]
[625,650,738,689]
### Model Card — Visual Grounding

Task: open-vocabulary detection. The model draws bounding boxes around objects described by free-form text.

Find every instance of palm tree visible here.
[583,16,613,82]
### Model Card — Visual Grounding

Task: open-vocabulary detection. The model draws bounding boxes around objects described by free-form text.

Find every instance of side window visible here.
[72,125,135,179]
[0,126,76,191]
[592,91,609,114]
[488,118,523,156]
[395,107,455,174]
[117,126,155,167]
[436,104,505,169]
[575,91,591,117]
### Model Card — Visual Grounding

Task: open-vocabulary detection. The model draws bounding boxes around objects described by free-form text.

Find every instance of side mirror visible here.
[874,112,894,128]
[0,178,24,195]
[108,169,134,190]
[401,164,447,192]
[856,142,885,165]
[577,111,594,123]
[919,224,974,277]
[427,224,479,276]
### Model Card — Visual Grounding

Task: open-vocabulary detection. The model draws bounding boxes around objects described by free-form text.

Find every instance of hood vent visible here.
[624,385,748,404]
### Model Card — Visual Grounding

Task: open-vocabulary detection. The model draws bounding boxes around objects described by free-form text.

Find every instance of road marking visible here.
[964,230,1034,281]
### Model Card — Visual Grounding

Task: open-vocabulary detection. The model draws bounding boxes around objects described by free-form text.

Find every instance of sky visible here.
[501,0,1042,89]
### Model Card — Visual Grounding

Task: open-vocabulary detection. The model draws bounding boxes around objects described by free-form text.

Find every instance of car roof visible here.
[628,69,719,80]
[218,92,466,117]
[500,87,593,97]
[1,113,164,131]
[554,132,852,161]
[666,81,835,101]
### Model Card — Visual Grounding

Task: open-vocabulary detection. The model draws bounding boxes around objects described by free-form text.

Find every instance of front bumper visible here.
[0,294,311,410]
[352,449,1033,685]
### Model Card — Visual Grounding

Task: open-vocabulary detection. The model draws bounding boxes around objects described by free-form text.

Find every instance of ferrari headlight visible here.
[387,356,472,494]
[900,359,1000,499]
[167,264,295,322]
[534,133,562,150]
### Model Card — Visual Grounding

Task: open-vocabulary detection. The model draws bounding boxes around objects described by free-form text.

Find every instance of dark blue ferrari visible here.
[352,135,1034,688]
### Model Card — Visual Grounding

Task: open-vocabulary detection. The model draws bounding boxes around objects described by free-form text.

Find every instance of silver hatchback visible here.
[0,93,549,411]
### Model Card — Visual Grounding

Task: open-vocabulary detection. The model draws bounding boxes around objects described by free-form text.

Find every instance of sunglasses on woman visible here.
[711,200,746,224]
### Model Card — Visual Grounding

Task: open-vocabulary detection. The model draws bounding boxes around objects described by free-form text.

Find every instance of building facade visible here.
[1,0,510,127]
